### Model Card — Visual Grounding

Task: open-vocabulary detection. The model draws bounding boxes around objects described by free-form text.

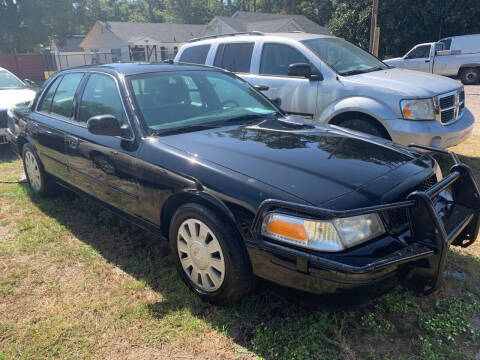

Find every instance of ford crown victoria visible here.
[6,63,480,303]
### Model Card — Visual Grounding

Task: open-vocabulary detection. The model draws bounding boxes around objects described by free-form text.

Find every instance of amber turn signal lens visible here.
[402,104,412,117]
[267,219,308,242]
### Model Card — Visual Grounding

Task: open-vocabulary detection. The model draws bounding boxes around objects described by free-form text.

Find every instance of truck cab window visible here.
[406,45,431,59]
[260,43,309,76]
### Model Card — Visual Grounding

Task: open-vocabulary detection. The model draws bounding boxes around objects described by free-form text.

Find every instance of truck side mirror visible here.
[288,63,323,80]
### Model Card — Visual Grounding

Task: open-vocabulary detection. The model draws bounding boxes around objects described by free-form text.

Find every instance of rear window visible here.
[179,45,211,64]
[214,43,254,73]
[439,38,452,50]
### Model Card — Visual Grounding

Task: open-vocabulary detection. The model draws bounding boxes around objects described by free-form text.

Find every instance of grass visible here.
[1,137,480,360]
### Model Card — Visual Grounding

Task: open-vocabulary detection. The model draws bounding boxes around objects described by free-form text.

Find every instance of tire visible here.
[22,143,56,196]
[337,117,389,139]
[169,203,252,304]
[460,68,479,85]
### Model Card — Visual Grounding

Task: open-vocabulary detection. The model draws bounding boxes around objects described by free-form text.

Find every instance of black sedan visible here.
[6,63,480,303]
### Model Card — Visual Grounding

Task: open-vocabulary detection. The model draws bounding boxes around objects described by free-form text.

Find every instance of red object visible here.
[0,53,45,81]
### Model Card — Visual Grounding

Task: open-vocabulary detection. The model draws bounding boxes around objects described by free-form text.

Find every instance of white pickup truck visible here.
[384,34,480,85]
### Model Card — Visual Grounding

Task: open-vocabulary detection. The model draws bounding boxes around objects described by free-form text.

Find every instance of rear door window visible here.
[260,43,309,76]
[213,43,254,73]
[50,73,84,118]
[179,45,211,64]
[38,76,63,113]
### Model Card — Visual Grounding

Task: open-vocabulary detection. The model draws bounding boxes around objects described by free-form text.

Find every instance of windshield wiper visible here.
[151,124,218,136]
[340,66,384,76]
[150,113,278,136]
[218,113,278,124]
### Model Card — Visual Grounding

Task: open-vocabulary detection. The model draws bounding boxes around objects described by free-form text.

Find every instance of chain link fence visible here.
[43,49,177,73]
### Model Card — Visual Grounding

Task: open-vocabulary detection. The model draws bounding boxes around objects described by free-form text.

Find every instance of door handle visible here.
[425,60,430,63]
[254,84,269,91]
[66,135,79,149]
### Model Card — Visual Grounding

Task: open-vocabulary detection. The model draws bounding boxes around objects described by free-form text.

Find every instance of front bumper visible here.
[247,149,480,295]
[384,108,474,149]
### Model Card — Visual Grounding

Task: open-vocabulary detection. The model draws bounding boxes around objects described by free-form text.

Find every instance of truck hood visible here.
[0,88,36,110]
[159,121,433,206]
[347,67,461,97]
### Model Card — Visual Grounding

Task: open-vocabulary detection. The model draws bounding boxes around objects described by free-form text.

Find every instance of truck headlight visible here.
[261,213,385,252]
[400,98,435,120]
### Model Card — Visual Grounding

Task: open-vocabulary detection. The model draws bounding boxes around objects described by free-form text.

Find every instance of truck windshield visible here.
[302,38,388,76]
[0,70,26,90]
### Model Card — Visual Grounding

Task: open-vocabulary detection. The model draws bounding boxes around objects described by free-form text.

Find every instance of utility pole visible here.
[369,0,379,55]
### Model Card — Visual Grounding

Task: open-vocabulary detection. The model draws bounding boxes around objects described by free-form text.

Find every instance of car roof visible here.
[185,32,335,46]
[61,62,217,76]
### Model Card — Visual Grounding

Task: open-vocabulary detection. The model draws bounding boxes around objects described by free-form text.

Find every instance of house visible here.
[49,35,88,69]
[201,11,330,37]
[80,21,205,62]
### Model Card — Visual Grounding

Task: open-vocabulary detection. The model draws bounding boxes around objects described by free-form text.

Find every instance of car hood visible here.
[0,88,36,110]
[347,67,460,97]
[159,121,433,206]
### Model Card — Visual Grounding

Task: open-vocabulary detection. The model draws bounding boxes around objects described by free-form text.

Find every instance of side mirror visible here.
[23,79,35,87]
[87,115,123,137]
[288,63,322,80]
[271,97,282,108]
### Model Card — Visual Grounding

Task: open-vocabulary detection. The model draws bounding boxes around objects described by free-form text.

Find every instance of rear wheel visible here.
[169,203,252,304]
[460,68,479,85]
[337,117,389,139]
[22,144,55,196]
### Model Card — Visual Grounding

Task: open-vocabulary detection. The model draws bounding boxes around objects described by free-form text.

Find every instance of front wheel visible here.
[337,118,389,139]
[460,68,479,85]
[22,144,55,196]
[169,203,252,304]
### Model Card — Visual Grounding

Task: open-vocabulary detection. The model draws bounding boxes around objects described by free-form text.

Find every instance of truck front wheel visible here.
[337,117,390,139]
[460,68,479,85]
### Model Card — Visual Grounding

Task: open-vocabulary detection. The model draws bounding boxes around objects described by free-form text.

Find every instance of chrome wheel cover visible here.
[24,150,42,192]
[177,219,225,292]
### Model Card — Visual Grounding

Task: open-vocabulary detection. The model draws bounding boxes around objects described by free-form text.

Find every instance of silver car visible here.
[175,32,474,149]
[0,67,36,145]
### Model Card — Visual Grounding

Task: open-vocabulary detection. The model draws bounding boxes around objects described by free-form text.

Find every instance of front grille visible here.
[0,135,6,144]
[415,174,438,192]
[382,174,438,233]
[441,109,455,123]
[0,110,7,128]
[439,95,454,109]
[437,89,464,125]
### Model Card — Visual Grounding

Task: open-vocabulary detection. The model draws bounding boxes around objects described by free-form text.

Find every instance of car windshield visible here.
[128,70,278,133]
[0,70,26,90]
[302,38,388,76]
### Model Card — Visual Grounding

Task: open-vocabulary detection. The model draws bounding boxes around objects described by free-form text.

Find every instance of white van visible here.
[175,32,474,149]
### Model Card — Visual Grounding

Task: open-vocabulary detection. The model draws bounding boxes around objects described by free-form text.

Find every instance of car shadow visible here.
[0,145,19,163]
[20,148,480,359]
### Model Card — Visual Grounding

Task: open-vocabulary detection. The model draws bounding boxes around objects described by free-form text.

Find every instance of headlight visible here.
[261,213,385,252]
[400,98,435,120]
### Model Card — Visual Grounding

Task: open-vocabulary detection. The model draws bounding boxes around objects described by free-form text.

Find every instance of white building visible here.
[80,21,205,62]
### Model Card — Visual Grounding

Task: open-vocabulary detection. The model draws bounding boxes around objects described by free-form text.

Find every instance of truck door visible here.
[402,44,432,72]
[243,42,318,118]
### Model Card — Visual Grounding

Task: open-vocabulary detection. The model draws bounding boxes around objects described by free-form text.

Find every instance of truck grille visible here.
[437,89,464,125]
[382,174,438,233]
[439,95,454,109]
[0,110,7,128]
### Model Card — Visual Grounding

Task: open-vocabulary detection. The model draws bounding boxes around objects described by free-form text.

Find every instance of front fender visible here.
[318,96,398,125]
